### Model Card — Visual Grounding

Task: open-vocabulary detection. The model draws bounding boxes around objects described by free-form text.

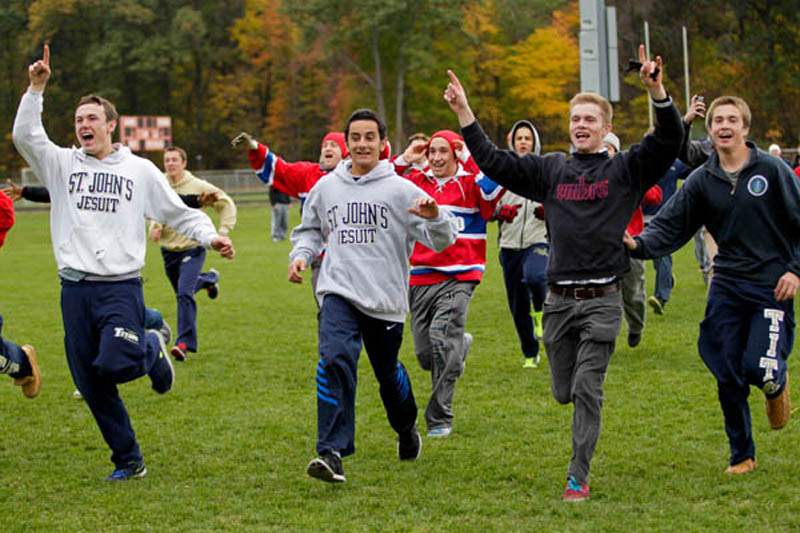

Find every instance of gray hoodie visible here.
[496,120,547,249]
[290,159,458,322]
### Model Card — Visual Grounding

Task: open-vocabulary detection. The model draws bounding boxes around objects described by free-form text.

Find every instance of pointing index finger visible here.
[447,69,460,88]
[43,43,50,65]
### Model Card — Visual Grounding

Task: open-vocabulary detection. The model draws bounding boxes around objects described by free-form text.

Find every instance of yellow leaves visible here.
[504,4,579,125]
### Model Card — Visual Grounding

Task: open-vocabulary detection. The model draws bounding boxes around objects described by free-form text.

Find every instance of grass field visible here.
[2,203,799,531]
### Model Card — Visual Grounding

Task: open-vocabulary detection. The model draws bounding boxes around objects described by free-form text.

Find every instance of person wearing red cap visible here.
[395,129,503,438]
[0,190,42,398]
[233,130,350,303]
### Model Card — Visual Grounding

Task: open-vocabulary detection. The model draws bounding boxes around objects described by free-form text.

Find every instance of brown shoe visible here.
[766,374,791,430]
[13,345,41,399]
[725,458,757,475]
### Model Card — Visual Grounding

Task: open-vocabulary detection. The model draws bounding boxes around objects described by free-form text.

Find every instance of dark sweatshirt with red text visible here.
[461,98,683,283]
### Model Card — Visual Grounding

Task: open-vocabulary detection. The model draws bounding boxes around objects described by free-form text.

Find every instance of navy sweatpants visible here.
[698,276,795,465]
[315,294,417,457]
[0,314,32,379]
[161,246,218,352]
[61,279,162,468]
[499,244,549,358]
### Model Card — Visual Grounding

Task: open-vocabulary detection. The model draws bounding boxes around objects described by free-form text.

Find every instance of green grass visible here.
[1,204,799,531]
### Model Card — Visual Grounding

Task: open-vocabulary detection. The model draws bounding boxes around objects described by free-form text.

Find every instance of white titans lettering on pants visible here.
[114,327,140,344]
[760,308,784,382]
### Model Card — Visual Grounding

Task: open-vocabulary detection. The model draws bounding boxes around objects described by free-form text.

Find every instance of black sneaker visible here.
[148,330,175,394]
[628,332,642,348]
[307,452,345,483]
[106,461,147,481]
[206,268,220,300]
[398,426,422,461]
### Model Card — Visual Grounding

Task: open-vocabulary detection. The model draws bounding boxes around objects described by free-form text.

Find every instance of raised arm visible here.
[12,44,68,189]
[444,70,547,201]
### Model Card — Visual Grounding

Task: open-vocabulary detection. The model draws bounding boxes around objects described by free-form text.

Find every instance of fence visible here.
[16,167,270,208]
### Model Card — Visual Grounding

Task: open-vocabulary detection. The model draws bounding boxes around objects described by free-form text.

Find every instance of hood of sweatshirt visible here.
[332,159,397,185]
[76,143,132,165]
[508,119,541,156]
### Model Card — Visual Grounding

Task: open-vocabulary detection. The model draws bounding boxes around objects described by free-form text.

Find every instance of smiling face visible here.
[569,103,611,154]
[319,140,343,170]
[346,119,386,175]
[163,149,187,181]
[74,102,116,159]
[427,137,458,178]
[708,104,749,153]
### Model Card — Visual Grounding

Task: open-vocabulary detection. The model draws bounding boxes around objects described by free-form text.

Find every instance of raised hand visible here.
[28,44,51,92]
[402,139,428,165]
[443,70,476,127]
[231,132,258,150]
[684,94,706,124]
[638,44,666,100]
[408,197,439,220]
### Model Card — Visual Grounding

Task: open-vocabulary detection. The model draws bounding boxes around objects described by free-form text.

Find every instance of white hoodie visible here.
[290,159,458,322]
[12,90,218,276]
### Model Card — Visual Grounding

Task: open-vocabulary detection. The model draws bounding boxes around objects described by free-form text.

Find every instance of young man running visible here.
[626,95,800,475]
[13,45,234,480]
[289,109,458,483]
[150,146,237,361]
[443,45,682,500]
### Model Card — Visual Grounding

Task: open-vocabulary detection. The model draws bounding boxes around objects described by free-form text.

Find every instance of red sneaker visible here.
[171,342,188,362]
[562,476,590,502]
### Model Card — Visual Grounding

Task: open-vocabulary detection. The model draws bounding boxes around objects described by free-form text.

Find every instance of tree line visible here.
[1,0,798,176]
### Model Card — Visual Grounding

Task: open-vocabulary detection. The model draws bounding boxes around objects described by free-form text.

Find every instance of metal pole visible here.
[683,26,690,111]
[644,21,653,129]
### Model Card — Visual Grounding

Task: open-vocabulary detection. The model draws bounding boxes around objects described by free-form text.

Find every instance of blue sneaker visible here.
[106,461,147,481]
[147,330,174,394]
[427,426,452,438]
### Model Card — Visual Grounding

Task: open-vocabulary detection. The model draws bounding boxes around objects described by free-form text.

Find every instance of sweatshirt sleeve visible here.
[22,186,52,203]
[12,90,70,189]
[461,120,548,202]
[621,98,684,192]
[194,179,237,235]
[679,121,711,170]
[289,185,325,264]
[248,142,319,197]
[774,162,800,277]
[632,172,705,259]
[143,164,218,247]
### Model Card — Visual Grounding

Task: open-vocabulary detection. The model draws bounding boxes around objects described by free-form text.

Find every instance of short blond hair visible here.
[569,92,613,124]
[706,96,751,130]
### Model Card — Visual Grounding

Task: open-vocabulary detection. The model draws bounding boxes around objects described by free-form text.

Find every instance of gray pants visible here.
[271,203,289,241]
[621,258,646,336]
[543,289,622,484]
[410,279,476,431]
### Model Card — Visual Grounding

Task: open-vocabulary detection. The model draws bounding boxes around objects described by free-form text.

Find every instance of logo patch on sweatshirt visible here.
[747,175,768,197]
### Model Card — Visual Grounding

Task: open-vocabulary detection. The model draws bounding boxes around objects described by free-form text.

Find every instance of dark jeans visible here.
[315,294,417,457]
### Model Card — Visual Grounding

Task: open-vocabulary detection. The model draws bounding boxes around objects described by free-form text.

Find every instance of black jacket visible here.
[462,99,683,283]
[633,144,800,286]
